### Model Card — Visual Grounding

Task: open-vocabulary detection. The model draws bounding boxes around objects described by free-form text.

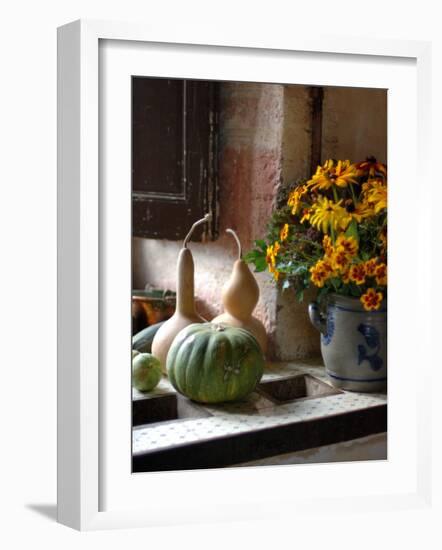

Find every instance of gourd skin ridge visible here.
[211,311,267,354]
[167,323,264,403]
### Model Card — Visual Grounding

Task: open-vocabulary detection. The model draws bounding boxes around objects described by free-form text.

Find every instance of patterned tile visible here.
[132,362,387,455]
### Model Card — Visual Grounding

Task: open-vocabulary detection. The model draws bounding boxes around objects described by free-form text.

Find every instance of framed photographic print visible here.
[57,19,432,530]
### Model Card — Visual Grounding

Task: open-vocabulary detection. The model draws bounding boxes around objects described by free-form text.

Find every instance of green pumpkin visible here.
[167,323,264,403]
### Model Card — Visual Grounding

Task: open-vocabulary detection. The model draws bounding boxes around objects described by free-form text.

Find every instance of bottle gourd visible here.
[151,214,210,371]
[212,229,267,354]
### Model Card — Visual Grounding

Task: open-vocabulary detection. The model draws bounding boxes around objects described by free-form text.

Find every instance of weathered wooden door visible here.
[132,77,218,241]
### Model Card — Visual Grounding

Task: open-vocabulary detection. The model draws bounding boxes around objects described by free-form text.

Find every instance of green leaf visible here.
[253,256,267,272]
[293,265,308,276]
[255,239,268,252]
[360,250,370,261]
[349,283,361,297]
[345,219,359,242]
[243,250,260,263]
[296,289,304,302]
[316,287,329,304]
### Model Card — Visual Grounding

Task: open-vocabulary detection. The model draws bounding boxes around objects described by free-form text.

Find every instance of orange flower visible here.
[310,259,334,288]
[331,249,350,272]
[300,208,311,224]
[364,258,378,277]
[355,157,387,178]
[342,268,351,284]
[349,263,366,285]
[322,234,334,257]
[361,288,383,311]
[375,263,387,286]
[335,234,358,257]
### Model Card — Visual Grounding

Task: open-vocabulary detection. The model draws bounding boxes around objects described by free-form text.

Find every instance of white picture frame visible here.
[57,19,433,531]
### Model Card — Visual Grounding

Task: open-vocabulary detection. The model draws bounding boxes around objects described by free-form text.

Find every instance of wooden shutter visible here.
[132,77,218,241]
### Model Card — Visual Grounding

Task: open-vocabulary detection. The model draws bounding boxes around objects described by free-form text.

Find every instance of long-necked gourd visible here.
[151,214,210,371]
[212,229,267,354]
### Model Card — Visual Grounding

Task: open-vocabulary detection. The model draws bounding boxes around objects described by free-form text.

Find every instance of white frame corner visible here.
[57,18,433,531]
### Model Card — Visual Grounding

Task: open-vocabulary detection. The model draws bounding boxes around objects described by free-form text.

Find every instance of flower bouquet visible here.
[245,157,387,311]
[245,157,388,391]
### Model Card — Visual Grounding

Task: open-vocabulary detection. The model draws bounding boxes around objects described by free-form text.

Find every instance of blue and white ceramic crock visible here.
[308,293,387,392]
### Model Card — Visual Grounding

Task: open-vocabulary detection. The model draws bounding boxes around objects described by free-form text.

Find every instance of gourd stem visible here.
[183,213,211,248]
[226,228,242,259]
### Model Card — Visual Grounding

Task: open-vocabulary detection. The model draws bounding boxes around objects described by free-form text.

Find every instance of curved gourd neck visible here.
[176,248,197,316]
[226,228,242,259]
[176,213,211,317]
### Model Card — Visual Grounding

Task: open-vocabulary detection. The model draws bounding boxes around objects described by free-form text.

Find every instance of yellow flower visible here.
[364,258,378,277]
[361,288,383,311]
[365,181,387,214]
[309,259,334,288]
[335,234,358,257]
[266,242,281,269]
[333,160,360,188]
[280,223,289,242]
[309,196,352,234]
[375,263,387,286]
[352,200,375,222]
[349,263,366,285]
[268,264,280,281]
[287,185,308,215]
[266,245,275,267]
[308,159,359,191]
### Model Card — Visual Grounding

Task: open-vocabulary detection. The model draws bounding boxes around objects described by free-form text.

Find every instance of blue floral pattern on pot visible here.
[357,324,383,371]
[309,294,387,392]
[321,308,335,346]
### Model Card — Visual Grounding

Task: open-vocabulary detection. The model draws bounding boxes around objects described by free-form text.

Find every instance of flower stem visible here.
[349,182,358,205]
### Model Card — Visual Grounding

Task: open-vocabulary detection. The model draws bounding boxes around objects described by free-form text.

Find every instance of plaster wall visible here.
[133,83,387,360]
[275,85,320,359]
[322,87,387,163]
[133,82,285,356]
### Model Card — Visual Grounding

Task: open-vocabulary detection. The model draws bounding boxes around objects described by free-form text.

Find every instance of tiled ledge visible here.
[132,360,387,471]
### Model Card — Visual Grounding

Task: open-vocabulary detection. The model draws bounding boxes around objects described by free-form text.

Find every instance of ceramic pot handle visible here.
[308,302,327,336]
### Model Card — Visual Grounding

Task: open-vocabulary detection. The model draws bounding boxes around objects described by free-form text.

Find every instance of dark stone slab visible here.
[132,403,387,472]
